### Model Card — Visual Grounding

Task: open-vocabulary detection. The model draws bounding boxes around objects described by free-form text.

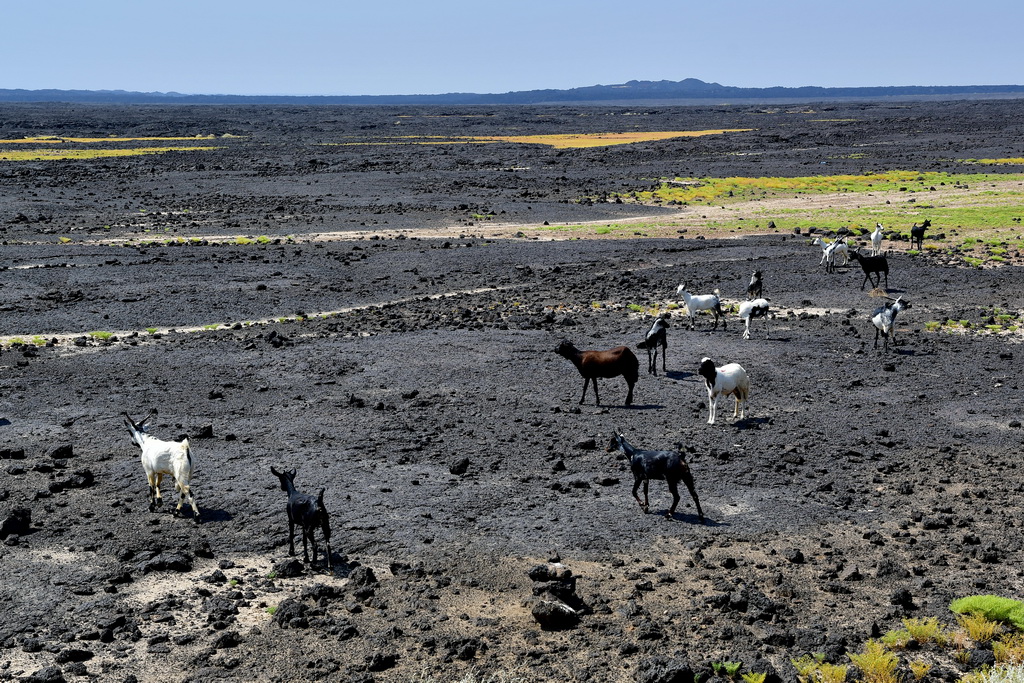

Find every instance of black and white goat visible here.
[737,298,770,340]
[872,296,911,351]
[746,270,763,299]
[124,410,199,521]
[870,223,885,256]
[606,430,704,522]
[910,219,931,250]
[697,357,749,424]
[270,466,333,569]
[675,283,727,330]
[848,248,890,290]
[637,315,669,375]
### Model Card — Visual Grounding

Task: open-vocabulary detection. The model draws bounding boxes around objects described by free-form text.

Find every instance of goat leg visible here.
[287,517,297,556]
[667,480,680,518]
[592,378,600,406]
[632,478,647,512]
[681,469,705,523]
[302,526,310,563]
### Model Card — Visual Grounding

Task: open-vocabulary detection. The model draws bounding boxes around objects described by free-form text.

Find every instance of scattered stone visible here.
[136,552,193,574]
[634,655,694,683]
[47,444,74,459]
[448,457,470,476]
[531,600,579,630]
[272,559,305,578]
[784,548,805,564]
[0,507,31,538]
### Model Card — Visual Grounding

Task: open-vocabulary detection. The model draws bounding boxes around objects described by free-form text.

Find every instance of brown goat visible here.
[555,339,639,406]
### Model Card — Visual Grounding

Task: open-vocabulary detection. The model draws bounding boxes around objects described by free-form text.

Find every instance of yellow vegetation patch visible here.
[327,130,752,149]
[463,130,752,149]
[963,157,1024,165]
[0,146,220,161]
[0,135,222,144]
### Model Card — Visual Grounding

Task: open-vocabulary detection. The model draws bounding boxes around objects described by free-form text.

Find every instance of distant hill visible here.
[2,79,1024,105]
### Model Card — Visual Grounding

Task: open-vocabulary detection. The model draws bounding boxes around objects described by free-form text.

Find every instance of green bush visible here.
[951,596,1024,631]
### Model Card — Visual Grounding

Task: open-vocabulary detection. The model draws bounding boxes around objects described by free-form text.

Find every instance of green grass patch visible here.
[88,331,114,340]
[951,595,1024,630]
[632,171,1024,205]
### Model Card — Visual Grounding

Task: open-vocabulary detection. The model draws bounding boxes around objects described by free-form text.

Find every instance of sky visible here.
[4,0,1022,96]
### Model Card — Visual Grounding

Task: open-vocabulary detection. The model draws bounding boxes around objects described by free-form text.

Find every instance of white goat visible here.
[870,223,885,256]
[871,297,911,352]
[675,283,727,330]
[737,298,770,340]
[812,236,849,269]
[697,358,749,424]
[124,410,199,521]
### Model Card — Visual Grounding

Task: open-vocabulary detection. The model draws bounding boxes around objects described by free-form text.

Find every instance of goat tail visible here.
[317,488,328,511]
[182,439,192,467]
[713,288,721,297]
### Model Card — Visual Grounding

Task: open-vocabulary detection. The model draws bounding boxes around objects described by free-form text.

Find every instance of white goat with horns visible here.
[124,410,200,521]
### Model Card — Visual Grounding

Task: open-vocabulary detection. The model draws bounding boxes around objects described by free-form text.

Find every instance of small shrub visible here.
[904,616,948,645]
[959,612,1002,644]
[235,236,253,245]
[924,321,942,331]
[881,629,912,649]
[995,635,1024,665]
[741,674,766,683]
[266,605,277,615]
[627,303,645,313]
[256,235,272,244]
[88,330,114,340]
[146,328,158,335]
[908,660,931,681]
[848,640,899,683]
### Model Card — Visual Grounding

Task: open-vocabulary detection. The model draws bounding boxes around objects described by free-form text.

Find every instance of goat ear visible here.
[270,466,281,477]
[123,412,139,431]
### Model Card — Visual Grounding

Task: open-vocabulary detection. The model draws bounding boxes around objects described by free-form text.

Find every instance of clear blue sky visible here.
[5,0,1021,96]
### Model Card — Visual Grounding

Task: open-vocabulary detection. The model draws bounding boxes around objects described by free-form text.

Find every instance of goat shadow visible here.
[0,418,10,427]
[663,370,695,381]
[733,417,770,430]
[196,508,233,524]
[327,557,362,578]
[621,403,664,411]
[657,510,728,527]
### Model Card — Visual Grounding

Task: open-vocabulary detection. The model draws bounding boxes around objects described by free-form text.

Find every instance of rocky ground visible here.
[1,100,1024,683]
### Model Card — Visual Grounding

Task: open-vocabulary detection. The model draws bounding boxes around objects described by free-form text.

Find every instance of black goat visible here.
[636,316,669,375]
[910,219,931,250]
[746,270,763,299]
[270,466,333,569]
[556,339,639,406]
[607,430,704,522]
[848,248,889,290]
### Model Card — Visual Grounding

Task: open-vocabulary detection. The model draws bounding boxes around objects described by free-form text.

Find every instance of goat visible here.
[872,296,911,352]
[555,339,638,406]
[848,248,890,290]
[812,235,849,270]
[124,410,199,521]
[697,357,749,424]
[270,466,333,569]
[737,298,770,340]
[636,316,669,375]
[675,283,727,330]
[870,223,885,256]
[910,219,931,250]
[606,430,704,522]
[746,270,763,299]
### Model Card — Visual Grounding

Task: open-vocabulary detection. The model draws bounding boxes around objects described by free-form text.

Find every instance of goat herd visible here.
[117,224,924,565]
[554,223,925,523]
